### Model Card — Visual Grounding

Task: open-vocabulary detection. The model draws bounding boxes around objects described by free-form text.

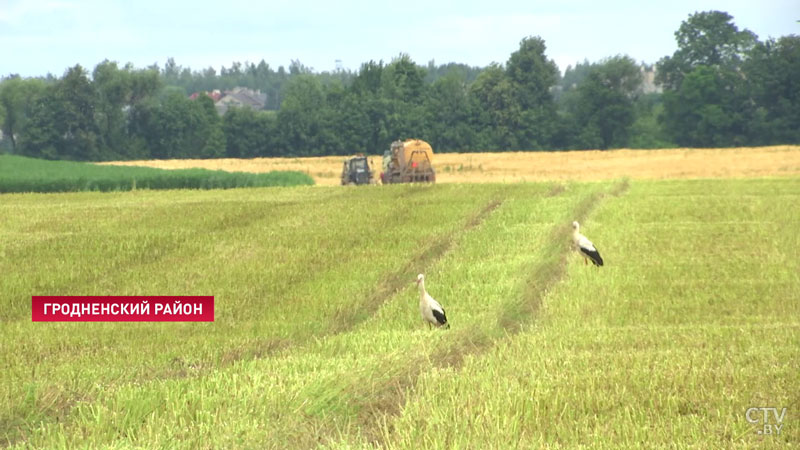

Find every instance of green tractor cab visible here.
[341,155,375,185]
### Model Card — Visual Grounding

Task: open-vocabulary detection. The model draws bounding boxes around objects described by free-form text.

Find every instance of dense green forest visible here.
[1,11,798,161]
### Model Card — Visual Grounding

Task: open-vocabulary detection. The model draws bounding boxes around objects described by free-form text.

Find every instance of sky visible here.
[1,0,798,78]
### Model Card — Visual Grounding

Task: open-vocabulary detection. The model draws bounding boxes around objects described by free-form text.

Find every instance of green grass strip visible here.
[0,155,314,193]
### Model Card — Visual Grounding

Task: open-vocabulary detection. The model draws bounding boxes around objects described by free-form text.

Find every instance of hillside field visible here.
[99,145,800,185]
[1,173,798,447]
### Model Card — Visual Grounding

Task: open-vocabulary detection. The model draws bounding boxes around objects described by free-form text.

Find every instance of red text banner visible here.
[31,296,214,322]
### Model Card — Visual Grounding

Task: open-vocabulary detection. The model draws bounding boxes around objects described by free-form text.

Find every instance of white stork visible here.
[572,221,604,266]
[416,274,450,329]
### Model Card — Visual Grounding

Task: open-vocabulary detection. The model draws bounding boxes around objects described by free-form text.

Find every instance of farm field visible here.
[1,175,798,448]
[0,155,313,193]
[100,145,800,185]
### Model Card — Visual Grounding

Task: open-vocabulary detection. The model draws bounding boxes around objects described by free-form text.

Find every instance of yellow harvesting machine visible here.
[380,139,436,184]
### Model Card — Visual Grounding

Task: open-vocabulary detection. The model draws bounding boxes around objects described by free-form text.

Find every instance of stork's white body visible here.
[416,274,450,329]
[572,221,604,266]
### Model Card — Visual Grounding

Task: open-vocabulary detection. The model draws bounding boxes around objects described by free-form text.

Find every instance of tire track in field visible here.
[216,186,509,364]
[498,177,629,333]
[325,190,508,335]
[337,179,631,447]
[155,186,507,367]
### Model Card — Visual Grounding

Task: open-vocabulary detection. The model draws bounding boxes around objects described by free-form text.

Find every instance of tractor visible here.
[340,155,375,185]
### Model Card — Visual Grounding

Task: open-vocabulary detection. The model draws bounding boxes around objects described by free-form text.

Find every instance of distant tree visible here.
[381,54,428,140]
[250,60,284,110]
[89,61,162,159]
[0,97,4,152]
[742,35,800,144]
[567,56,643,149]
[93,61,133,158]
[200,67,218,91]
[125,68,161,159]
[351,61,384,96]
[275,75,326,155]
[18,86,61,159]
[661,65,751,147]
[142,92,223,159]
[424,61,484,85]
[289,60,313,76]
[125,97,156,160]
[422,74,476,151]
[507,37,559,109]
[505,36,560,149]
[21,65,102,160]
[58,65,102,160]
[341,61,391,151]
[143,92,186,159]
[0,76,48,153]
[627,93,675,149]
[196,95,226,158]
[383,54,426,103]
[163,57,181,85]
[129,68,161,103]
[469,64,518,149]
[656,11,757,91]
[560,60,594,92]
[657,11,758,147]
[223,107,276,157]
[322,82,369,154]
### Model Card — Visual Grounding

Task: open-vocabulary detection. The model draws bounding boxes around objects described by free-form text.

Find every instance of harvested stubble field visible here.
[100,145,800,185]
[2,148,799,448]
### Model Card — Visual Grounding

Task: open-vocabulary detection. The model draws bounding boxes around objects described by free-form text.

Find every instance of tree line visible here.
[0,11,797,161]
